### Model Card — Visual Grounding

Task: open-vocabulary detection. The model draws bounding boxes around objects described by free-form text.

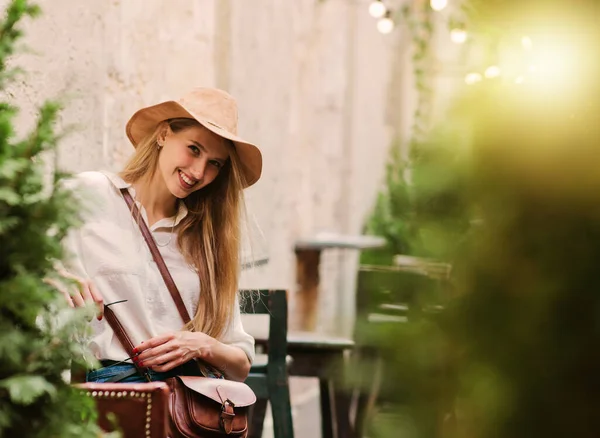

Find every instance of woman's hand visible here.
[45,268,104,320]
[133,331,215,373]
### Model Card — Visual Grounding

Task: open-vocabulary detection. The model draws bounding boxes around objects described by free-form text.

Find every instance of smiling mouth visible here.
[178,170,198,189]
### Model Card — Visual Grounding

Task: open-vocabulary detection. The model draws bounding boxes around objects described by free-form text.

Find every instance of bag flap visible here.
[178,376,256,407]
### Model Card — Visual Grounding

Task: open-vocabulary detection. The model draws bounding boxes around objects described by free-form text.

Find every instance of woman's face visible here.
[157,124,230,199]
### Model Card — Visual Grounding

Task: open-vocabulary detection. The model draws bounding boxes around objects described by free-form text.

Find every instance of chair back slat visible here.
[239,289,271,314]
[239,289,289,367]
[241,289,294,438]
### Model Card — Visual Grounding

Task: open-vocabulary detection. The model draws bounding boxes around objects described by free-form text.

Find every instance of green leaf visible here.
[0,157,28,178]
[0,186,19,204]
[0,375,57,405]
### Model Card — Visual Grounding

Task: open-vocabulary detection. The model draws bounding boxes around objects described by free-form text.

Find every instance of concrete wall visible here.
[7,0,413,336]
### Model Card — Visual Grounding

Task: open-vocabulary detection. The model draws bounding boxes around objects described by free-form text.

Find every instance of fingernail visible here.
[138,361,144,367]
[133,347,138,354]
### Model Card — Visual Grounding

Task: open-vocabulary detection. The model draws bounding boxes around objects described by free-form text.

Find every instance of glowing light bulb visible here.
[522,36,533,50]
[368,0,387,19]
[450,28,467,44]
[465,72,483,85]
[430,0,448,11]
[484,65,501,78]
[377,15,394,34]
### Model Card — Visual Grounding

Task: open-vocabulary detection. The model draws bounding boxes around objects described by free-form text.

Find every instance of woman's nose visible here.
[190,160,207,181]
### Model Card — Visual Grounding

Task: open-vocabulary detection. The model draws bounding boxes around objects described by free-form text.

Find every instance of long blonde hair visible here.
[120,118,247,339]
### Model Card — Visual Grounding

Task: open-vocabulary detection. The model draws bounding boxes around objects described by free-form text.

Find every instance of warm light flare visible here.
[527,39,580,90]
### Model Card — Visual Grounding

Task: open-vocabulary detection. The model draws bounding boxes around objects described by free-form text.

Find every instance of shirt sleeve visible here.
[54,175,92,280]
[220,294,256,364]
[56,172,101,280]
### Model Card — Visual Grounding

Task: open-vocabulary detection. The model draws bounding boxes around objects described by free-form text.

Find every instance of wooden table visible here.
[289,234,385,437]
[294,233,386,332]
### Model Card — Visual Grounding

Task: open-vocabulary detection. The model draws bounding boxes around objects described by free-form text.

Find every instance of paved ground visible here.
[260,376,322,438]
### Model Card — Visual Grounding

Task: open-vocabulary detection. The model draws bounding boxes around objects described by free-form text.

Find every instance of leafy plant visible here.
[0,1,101,436]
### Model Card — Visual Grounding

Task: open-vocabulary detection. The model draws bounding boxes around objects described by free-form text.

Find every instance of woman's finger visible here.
[88,280,104,320]
[69,285,86,308]
[150,360,180,372]
[148,351,190,372]
[79,279,94,303]
[142,348,182,367]
[137,341,179,363]
[134,333,176,355]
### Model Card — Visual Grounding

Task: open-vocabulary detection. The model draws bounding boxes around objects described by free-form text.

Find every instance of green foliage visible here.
[0,1,101,436]
[363,1,438,265]
[359,1,600,437]
[363,140,412,264]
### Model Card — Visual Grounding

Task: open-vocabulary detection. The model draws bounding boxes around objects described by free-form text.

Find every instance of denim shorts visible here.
[86,360,221,384]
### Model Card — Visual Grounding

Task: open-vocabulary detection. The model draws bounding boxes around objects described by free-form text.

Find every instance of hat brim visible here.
[126,101,262,188]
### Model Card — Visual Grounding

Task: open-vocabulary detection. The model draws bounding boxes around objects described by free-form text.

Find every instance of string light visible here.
[430,0,448,11]
[465,72,483,85]
[484,65,501,78]
[521,36,533,50]
[368,0,387,19]
[377,11,394,34]
[450,28,467,44]
[515,76,525,84]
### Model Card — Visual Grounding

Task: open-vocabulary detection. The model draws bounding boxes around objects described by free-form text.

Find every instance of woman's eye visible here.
[210,160,222,169]
[188,145,200,155]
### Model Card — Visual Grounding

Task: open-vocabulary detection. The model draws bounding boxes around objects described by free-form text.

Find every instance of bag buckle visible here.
[220,399,235,434]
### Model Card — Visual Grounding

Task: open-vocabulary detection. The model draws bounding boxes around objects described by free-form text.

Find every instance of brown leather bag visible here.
[83,189,256,437]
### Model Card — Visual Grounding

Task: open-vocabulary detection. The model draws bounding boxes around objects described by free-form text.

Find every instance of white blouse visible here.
[62,171,255,364]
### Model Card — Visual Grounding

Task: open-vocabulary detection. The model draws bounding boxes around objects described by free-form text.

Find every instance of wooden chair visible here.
[252,332,355,438]
[240,289,294,438]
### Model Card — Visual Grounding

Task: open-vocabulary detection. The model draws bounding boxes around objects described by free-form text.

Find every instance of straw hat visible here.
[126,87,262,188]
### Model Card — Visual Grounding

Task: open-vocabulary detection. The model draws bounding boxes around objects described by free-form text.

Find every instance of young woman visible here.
[60,87,261,383]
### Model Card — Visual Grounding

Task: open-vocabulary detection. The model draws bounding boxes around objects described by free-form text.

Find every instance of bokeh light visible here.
[465,72,483,85]
[377,15,394,34]
[484,65,501,78]
[450,28,468,44]
[430,0,448,12]
[368,0,386,19]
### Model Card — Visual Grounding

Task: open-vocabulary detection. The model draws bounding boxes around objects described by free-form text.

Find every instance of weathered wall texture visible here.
[7,0,413,335]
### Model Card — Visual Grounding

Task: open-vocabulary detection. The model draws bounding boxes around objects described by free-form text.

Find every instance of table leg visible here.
[319,379,334,438]
[333,384,353,438]
[295,249,321,331]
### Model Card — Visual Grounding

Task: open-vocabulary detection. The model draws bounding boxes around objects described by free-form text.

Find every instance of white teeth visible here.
[179,170,195,186]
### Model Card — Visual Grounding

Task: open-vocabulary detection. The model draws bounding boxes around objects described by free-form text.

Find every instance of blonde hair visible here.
[120,118,247,340]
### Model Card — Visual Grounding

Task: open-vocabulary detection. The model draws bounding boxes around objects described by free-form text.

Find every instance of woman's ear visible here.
[157,121,170,145]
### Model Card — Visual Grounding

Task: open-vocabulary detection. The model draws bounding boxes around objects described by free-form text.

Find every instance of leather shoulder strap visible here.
[103,304,151,381]
[120,188,192,324]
